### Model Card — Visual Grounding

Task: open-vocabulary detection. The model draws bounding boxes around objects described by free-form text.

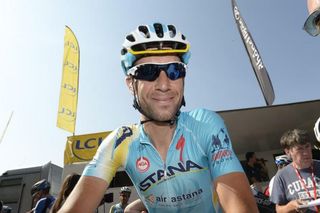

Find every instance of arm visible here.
[58,176,108,213]
[124,199,147,213]
[109,205,115,213]
[276,200,305,213]
[214,172,259,213]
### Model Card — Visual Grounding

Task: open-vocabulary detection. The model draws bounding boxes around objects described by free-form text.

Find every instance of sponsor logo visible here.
[212,150,233,163]
[211,128,233,164]
[136,157,150,173]
[145,188,204,205]
[211,128,230,150]
[64,40,78,52]
[175,135,185,162]
[72,137,104,161]
[115,126,132,149]
[62,83,77,95]
[64,60,78,73]
[139,160,204,191]
[58,107,76,121]
[146,194,156,204]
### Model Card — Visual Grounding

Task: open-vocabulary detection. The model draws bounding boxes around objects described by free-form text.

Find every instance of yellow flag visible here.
[64,131,111,165]
[57,26,79,134]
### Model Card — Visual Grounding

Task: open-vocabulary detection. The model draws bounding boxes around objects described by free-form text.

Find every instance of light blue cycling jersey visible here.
[83,108,244,213]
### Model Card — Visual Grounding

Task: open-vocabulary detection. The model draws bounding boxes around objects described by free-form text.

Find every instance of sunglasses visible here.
[127,62,187,81]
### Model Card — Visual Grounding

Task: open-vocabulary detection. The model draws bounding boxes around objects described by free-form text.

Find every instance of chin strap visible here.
[140,114,179,125]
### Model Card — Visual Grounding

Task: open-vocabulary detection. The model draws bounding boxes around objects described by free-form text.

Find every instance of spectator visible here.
[27,179,55,213]
[304,0,320,36]
[109,186,131,213]
[265,154,291,197]
[51,173,81,213]
[243,152,269,190]
[270,129,320,212]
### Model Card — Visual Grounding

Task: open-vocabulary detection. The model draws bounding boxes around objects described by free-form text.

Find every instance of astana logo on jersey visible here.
[139,160,204,192]
[211,128,233,164]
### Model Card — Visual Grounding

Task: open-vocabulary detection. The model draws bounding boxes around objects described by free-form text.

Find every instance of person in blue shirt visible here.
[59,22,258,213]
[27,179,55,213]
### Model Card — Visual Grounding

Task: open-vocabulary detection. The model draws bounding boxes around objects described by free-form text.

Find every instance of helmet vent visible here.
[153,23,164,38]
[168,25,176,38]
[138,25,150,38]
[181,34,186,40]
[126,34,135,42]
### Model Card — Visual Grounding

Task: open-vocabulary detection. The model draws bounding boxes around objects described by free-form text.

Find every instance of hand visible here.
[294,199,308,213]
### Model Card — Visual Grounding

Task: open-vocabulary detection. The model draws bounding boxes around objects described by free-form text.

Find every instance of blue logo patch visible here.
[115,126,132,149]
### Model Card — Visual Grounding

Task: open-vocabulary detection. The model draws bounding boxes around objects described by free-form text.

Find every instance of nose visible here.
[155,70,170,91]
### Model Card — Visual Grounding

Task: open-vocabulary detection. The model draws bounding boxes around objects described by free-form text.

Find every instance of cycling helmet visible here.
[31,179,51,195]
[274,155,291,167]
[120,186,131,194]
[121,22,191,75]
[315,117,320,142]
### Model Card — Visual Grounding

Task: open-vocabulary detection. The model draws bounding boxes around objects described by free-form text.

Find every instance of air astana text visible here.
[139,160,204,191]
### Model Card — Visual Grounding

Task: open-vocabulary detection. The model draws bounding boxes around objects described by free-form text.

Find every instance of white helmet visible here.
[314,117,320,142]
[120,186,131,194]
[121,23,191,74]
[275,155,291,166]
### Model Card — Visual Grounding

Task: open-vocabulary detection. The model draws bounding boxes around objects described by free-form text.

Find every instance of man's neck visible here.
[294,161,313,170]
[143,122,176,161]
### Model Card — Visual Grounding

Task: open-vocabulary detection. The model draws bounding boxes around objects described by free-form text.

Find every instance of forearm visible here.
[276,202,300,213]
[215,172,259,213]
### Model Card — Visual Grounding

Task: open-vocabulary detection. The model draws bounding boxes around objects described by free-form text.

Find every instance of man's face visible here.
[127,55,184,122]
[288,143,313,169]
[119,192,130,204]
[32,191,43,206]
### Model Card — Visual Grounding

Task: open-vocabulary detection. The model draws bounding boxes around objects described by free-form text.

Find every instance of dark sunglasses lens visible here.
[135,64,159,81]
[134,63,186,81]
[166,63,185,80]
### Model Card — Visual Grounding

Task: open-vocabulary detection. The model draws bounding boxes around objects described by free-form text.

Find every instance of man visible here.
[270,129,320,213]
[243,152,269,190]
[27,179,55,213]
[109,186,131,213]
[59,22,258,213]
[304,0,320,36]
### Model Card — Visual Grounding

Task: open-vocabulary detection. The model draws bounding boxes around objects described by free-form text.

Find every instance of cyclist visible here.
[109,187,131,213]
[59,22,258,213]
[28,179,55,213]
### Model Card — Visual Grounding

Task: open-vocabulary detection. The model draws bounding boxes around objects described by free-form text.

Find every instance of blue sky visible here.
[0,0,318,174]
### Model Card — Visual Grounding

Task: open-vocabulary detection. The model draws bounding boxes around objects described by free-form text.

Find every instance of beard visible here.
[138,96,182,122]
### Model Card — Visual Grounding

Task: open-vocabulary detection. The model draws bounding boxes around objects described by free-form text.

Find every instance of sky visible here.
[0,0,318,175]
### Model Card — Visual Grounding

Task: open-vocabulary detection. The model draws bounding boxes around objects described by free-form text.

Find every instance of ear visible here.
[284,148,290,156]
[125,76,134,94]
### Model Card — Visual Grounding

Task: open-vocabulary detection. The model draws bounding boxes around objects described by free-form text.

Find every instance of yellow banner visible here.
[64,131,111,165]
[57,26,80,134]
